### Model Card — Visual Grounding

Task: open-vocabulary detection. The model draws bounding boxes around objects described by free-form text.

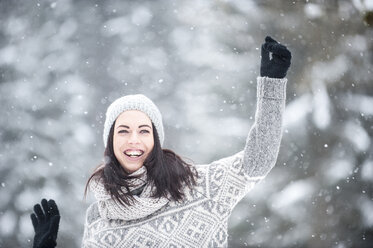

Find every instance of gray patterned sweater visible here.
[82,76,287,248]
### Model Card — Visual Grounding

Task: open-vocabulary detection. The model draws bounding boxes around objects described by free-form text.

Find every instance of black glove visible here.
[30,199,60,248]
[260,36,291,79]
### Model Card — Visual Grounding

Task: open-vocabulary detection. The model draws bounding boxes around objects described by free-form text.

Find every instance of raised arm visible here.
[204,36,291,209]
[243,35,291,177]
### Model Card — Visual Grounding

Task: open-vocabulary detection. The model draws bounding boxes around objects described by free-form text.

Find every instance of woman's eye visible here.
[118,130,129,134]
[140,130,150,134]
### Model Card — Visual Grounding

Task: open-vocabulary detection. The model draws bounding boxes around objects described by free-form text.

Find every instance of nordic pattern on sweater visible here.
[82,76,287,248]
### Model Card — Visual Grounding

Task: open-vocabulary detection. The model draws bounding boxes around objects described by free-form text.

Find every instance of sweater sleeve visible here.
[206,76,286,210]
[81,202,100,248]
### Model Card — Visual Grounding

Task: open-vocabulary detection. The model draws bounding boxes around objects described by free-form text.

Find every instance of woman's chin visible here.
[121,161,143,173]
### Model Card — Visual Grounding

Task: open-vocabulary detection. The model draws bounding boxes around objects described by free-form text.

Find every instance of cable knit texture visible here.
[91,166,169,221]
[82,77,287,248]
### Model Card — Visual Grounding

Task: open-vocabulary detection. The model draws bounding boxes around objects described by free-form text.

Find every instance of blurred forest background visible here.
[1,0,373,247]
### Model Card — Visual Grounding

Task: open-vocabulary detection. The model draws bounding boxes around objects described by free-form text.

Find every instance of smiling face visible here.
[113,110,154,173]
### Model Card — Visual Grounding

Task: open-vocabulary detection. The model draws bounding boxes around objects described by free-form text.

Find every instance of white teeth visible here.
[124,150,143,157]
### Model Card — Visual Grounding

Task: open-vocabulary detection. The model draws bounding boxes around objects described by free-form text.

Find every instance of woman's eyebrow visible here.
[117,125,129,129]
[116,124,151,129]
[139,124,152,129]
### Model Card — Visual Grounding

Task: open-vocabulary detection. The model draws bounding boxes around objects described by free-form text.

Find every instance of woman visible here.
[31,36,291,248]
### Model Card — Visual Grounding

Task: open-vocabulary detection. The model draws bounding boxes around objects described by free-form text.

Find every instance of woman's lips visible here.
[123,149,144,161]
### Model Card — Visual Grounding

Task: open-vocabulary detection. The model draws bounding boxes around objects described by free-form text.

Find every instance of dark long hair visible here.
[84,121,198,206]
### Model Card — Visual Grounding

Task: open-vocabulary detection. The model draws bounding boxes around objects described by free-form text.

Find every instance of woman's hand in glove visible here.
[30,199,60,248]
[260,36,292,79]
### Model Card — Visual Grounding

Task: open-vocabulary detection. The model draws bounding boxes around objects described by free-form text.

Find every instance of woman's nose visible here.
[128,132,140,144]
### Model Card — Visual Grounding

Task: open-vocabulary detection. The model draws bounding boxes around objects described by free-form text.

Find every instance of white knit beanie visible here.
[103,94,164,147]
